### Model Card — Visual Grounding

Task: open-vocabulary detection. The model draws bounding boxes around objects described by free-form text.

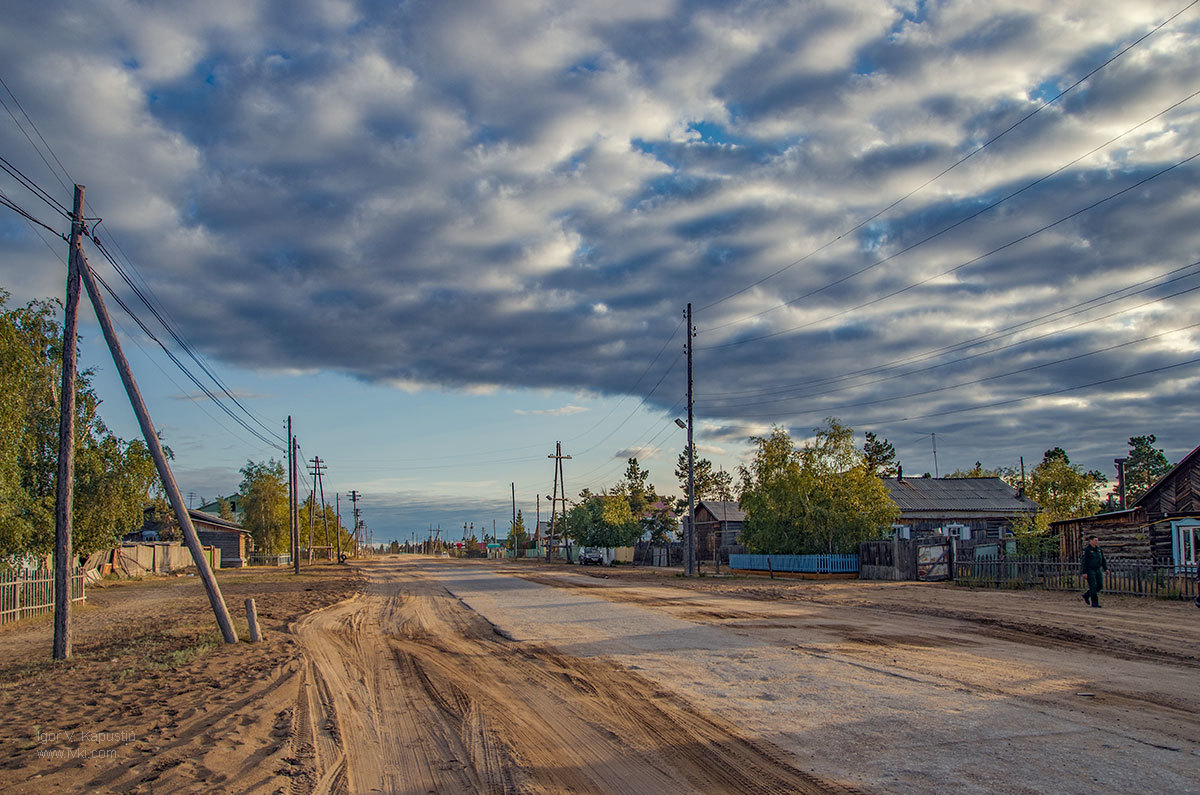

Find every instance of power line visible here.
[702,87,1200,335]
[87,264,284,450]
[87,233,286,444]
[700,258,1200,399]
[720,320,1200,418]
[880,355,1200,426]
[0,73,73,195]
[700,267,1200,407]
[700,149,1200,351]
[696,0,1200,313]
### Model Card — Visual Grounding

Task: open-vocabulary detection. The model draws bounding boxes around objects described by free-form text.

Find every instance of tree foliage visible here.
[738,420,898,554]
[565,492,642,550]
[507,509,528,551]
[862,432,899,477]
[1124,435,1171,502]
[1,292,160,561]
[675,446,735,503]
[240,460,289,554]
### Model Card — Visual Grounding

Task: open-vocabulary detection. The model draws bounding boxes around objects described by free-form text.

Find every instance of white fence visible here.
[0,568,86,625]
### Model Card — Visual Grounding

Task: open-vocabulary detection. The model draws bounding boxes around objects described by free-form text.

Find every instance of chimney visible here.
[897,464,903,482]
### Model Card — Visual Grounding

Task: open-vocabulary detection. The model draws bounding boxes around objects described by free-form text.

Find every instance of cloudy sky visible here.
[2,0,1199,540]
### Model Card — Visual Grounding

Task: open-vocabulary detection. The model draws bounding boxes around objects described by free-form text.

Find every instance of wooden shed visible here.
[1054,442,1200,566]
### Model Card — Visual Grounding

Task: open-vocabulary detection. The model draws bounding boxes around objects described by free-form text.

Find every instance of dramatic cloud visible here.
[515,404,590,416]
[2,0,1199,485]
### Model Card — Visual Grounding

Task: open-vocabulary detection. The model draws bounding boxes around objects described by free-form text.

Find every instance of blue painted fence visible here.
[728,553,859,574]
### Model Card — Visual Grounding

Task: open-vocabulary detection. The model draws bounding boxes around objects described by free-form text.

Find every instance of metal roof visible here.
[882,477,1039,515]
[696,500,746,522]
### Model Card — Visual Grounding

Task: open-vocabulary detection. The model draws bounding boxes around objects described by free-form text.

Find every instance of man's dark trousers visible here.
[1084,570,1102,606]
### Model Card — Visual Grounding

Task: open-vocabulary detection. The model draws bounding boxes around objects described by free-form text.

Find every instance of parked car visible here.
[579,550,604,566]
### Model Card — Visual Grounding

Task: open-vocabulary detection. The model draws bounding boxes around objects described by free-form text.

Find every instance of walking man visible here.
[1080,535,1107,608]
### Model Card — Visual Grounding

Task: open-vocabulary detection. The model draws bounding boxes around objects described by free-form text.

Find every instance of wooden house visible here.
[682,500,746,559]
[136,505,251,568]
[882,475,1039,541]
[1054,442,1200,566]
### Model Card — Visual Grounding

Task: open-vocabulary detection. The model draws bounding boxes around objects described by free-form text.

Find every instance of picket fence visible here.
[955,556,1198,600]
[729,553,859,574]
[0,568,86,625]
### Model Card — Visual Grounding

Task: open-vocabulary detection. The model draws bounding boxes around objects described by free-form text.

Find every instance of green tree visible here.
[507,509,528,551]
[1125,435,1171,502]
[738,420,898,554]
[217,495,236,522]
[1026,450,1106,526]
[862,431,899,477]
[947,461,1000,478]
[1,292,159,561]
[616,457,678,542]
[675,447,737,502]
[566,493,642,551]
[240,460,289,554]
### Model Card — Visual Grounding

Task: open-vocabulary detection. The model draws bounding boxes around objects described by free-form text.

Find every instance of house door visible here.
[1171,519,1200,575]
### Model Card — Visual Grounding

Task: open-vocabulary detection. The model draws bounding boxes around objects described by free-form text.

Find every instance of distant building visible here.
[882,475,1039,541]
[682,500,746,554]
[197,494,244,521]
[130,505,251,568]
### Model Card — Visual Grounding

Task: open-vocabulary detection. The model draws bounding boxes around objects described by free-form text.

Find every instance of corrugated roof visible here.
[696,500,746,522]
[882,477,1039,514]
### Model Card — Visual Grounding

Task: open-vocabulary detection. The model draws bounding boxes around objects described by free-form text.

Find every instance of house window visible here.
[890,524,910,540]
[1172,520,1200,575]
[943,523,970,540]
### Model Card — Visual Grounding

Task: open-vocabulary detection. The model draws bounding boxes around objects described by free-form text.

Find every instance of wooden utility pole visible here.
[546,442,572,562]
[348,490,361,557]
[685,303,696,577]
[310,456,330,559]
[290,437,300,574]
[335,492,342,563]
[288,418,298,573]
[75,239,237,643]
[53,185,85,660]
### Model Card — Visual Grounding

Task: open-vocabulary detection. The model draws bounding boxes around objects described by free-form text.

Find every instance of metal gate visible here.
[917,540,952,581]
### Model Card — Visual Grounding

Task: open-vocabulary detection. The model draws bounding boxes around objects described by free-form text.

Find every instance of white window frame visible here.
[891,523,910,540]
[944,523,970,540]
[1171,519,1200,575]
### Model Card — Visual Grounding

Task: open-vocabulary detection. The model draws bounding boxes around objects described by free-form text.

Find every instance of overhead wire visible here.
[700,149,1200,351]
[86,261,285,450]
[695,0,1200,313]
[700,266,1200,408]
[722,319,1200,418]
[701,87,1200,335]
[700,258,1200,399]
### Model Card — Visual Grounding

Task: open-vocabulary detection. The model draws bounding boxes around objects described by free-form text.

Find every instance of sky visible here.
[2,0,1199,542]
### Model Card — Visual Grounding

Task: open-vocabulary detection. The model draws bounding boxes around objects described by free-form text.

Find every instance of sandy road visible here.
[294,558,1199,794]
[293,559,846,794]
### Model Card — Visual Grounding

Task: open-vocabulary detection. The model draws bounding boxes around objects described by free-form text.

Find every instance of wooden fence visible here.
[954,556,1198,600]
[1,568,86,625]
[729,553,859,575]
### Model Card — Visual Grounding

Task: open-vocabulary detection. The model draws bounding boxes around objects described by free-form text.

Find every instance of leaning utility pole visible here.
[685,303,696,577]
[52,185,85,660]
[75,222,237,644]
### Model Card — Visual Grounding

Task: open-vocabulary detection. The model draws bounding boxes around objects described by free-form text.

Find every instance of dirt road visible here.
[293,561,843,793]
[294,558,1199,794]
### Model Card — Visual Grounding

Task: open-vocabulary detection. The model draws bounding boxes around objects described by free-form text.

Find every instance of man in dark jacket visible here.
[1080,535,1107,608]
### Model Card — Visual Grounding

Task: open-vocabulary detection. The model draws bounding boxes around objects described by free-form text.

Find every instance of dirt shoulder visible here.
[0,563,362,794]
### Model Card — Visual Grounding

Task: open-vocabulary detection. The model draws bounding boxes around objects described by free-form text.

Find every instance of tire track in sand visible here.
[294,561,852,794]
